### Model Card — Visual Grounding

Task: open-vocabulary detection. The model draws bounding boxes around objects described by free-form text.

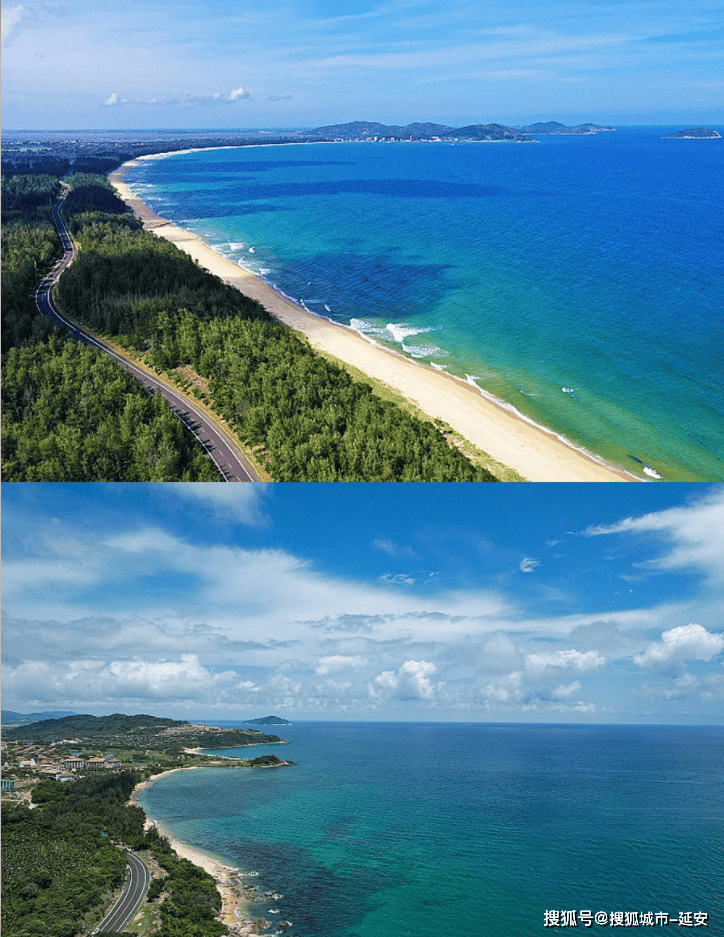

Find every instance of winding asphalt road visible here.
[35,185,260,482]
[95,850,151,933]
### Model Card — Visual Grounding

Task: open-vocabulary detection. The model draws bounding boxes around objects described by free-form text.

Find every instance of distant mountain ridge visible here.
[2,709,77,725]
[310,121,529,141]
[310,120,615,141]
[3,712,286,748]
[517,121,616,134]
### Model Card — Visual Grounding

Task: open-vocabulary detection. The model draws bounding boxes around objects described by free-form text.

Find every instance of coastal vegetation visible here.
[0,173,221,482]
[2,164,495,480]
[2,771,228,937]
[54,177,494,480]
[2,714,296,936]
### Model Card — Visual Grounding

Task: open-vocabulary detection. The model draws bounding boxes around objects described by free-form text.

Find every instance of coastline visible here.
[131,768,259,935]
[109,154,638,483]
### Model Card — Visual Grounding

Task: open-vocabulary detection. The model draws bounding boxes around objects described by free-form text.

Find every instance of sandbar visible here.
[109,155,637,482]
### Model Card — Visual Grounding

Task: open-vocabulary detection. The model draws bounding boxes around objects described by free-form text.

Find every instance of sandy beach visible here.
[109,155,637,482]
[131,768,261,935]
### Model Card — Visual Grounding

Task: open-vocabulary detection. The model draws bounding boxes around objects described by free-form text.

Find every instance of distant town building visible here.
[64,758,84,770]
[84,757,107,770]
[1,778,16,792]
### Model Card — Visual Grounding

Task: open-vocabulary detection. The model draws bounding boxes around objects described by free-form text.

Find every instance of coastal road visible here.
[95,850,151,933]
[35,186,260,482]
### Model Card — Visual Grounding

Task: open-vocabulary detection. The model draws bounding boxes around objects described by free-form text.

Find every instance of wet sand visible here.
[109,155,637,482]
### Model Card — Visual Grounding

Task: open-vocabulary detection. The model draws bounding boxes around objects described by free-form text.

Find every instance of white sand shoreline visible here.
[131,768,261,934]
[109,150,639,482]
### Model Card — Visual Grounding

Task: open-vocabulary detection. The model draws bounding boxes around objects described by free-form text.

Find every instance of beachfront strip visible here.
[109,153,635,483]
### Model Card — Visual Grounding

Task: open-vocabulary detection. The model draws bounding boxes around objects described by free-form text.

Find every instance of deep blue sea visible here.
[139,722,724,937]
[125,129,724,481]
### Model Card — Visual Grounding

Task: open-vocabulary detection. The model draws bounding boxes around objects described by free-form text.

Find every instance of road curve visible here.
[35,186,260,482]
[95,849,151,933]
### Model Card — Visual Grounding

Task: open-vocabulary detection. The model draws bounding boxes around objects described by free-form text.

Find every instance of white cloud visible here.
[1,4,25,45]
[370,660,438,700]
[234,680,261,693]
[315,655,367,675]
[483,670,523,703]
[378,573,416,585]
[170,485,267,525]
[634,623,724,669]
[99,86,252,108]
[525,649,606,675]
[552,681,582,699]
[4,654,232,703]
[372,537,415,558]
[520,557,540,573]
[584,489,724,581]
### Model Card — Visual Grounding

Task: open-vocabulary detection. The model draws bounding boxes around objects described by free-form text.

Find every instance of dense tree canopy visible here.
[2,771,229,937]
[1,174,222,481]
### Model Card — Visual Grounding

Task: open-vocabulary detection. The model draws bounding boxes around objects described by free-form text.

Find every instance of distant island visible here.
[308,119,615,142]
[664,128,721,139]
[311,120,531,141]
[243,714,292,725]
[516,120,616,134]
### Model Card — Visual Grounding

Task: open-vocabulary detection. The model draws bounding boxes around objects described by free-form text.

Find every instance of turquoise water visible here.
[125,131,724,481]
[139,723,724,937]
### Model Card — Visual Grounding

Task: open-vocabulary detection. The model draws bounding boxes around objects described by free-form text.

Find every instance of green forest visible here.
[2,169,497,481]
[0,172,220,481]
[2,772,227,937]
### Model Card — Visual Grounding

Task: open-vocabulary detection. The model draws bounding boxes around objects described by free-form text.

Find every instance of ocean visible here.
[123,130,724,481]
[138,722,724,937]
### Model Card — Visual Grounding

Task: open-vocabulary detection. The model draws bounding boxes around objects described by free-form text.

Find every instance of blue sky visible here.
[2,0,723,129]
[2,483,723,724]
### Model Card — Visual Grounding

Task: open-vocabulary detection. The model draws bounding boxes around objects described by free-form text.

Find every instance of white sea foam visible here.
[248,246,256,253]
[643,466,663,479]
[229,241,246,250]
[385,323,433,343]
[430,362,448,371]
[402,342,444,359]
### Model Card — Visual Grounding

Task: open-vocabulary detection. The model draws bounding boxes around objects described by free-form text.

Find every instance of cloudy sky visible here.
[2,483,723,724]
[2,0,723,129]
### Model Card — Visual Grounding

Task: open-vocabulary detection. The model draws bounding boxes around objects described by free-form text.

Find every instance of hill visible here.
[518,121,616,134]
[664,128,721,139]
[2,709,77,725]
[3,712,286,749]
[311,120,529,141]
[242,715,292,725]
